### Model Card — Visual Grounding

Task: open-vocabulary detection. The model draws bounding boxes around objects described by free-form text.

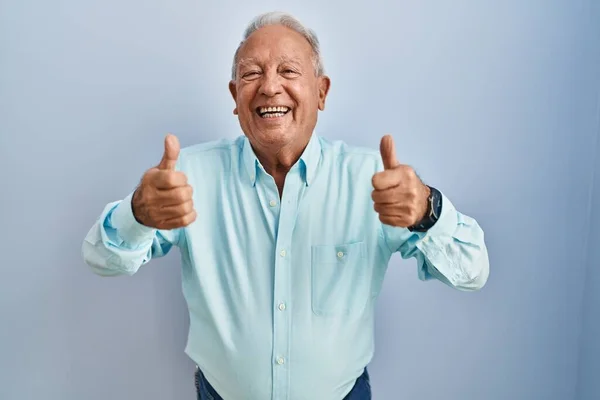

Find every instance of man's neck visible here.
[252,137,310,197]
[254,139,308,174]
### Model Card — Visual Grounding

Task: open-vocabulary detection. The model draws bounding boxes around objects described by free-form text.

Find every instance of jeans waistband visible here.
[194,365,371,400]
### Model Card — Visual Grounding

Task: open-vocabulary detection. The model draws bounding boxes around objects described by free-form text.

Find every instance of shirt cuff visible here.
[416,194,468,284]
[110,192,157,246]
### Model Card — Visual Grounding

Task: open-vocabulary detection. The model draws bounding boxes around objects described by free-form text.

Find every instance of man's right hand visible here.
[131,134,197,230]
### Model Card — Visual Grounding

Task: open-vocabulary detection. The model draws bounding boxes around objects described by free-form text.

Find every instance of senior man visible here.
[82,11,489,400]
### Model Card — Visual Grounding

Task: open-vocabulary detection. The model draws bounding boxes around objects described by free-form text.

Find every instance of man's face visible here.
[229,25,330,152]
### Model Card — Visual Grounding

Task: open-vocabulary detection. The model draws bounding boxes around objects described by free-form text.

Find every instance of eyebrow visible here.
[237,56,303,69]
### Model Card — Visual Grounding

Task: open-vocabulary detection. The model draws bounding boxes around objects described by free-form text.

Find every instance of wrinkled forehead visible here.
[236,26,314,67]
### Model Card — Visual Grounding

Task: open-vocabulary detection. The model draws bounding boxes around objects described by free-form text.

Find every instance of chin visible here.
[249,123,294,143]
[256,129,296,147]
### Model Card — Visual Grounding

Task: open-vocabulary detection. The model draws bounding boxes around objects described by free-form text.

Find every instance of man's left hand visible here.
[371,135,431,228]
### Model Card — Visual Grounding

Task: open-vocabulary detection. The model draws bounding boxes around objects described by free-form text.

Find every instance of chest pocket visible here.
[311,241,369,317]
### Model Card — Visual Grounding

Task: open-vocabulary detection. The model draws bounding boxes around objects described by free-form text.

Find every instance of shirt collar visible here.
[241,133,322,186]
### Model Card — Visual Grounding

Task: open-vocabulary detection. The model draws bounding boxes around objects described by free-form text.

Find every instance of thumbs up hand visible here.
[157,133,180,171]
[131,134,197,230]
[371,135,430,228]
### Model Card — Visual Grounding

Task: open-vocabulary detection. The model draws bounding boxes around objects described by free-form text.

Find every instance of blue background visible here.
[1,1,599,399]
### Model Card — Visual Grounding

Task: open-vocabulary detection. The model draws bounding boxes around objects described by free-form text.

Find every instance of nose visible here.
[259,70,283,97]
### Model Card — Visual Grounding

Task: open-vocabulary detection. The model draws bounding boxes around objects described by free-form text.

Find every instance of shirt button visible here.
[276,357,285,365]
[337,251,344,258]
[280,249,286,257]
[278,303,286,311]
[269,200,277,207]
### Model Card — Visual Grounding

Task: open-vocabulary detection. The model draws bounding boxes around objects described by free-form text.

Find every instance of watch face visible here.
[428,196,435,217]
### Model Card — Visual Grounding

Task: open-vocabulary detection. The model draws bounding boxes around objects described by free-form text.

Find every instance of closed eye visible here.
[281,69,299,77]
[242,71,261,80]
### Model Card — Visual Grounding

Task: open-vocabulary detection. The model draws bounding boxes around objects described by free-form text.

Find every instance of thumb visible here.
[380,134,399,170]
[158,134,180,170]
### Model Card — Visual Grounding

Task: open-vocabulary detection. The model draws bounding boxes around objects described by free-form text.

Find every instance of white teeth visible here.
[260,106,289,114]
[261,112,285,118]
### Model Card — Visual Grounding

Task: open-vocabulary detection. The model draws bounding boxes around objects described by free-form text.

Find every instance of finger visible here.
[159,210,197,230]
[371,169,402,191]
[372,185,421,204]
[373,202,405,216]
[373,164,420,191]
[151,170,188,189]
[154,185,194,206]
[380,134,399,170]
[156,200,195,219]
[157,134,180,171]
[371,186,403,204]
[373,202,420,222]
[378,214,410,228]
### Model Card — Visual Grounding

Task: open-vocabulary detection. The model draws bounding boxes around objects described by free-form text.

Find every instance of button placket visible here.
[270,169,304,398]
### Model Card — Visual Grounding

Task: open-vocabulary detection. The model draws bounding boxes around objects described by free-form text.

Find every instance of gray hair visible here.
[231,11,325,80]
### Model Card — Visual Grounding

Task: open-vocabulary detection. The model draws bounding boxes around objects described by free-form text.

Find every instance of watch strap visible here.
[408,186,442,232]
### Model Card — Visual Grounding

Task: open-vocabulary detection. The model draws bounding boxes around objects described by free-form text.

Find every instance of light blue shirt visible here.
[82,133,489,400]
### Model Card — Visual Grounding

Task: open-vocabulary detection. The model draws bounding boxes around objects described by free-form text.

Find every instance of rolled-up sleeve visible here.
[82,192,179,277]
[383,192,490,291]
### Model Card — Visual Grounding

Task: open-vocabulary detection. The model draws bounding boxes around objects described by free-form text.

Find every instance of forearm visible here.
[82,193,173,276]
[414,226,489,291]
[413,194,489,290]
[386,192,490,290]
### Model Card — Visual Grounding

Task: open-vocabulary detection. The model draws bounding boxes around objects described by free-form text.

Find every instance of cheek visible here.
[290,86,317,109]
[236,86,256,110]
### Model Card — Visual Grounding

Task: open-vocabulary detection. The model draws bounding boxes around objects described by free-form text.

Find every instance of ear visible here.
[229,80,238,115]
[317,75,331,111]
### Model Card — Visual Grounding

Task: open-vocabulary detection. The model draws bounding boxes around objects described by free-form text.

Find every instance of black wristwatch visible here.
[408,186,442,232]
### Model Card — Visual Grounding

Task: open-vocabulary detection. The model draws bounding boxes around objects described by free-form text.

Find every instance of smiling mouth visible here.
[256,106,291,118]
